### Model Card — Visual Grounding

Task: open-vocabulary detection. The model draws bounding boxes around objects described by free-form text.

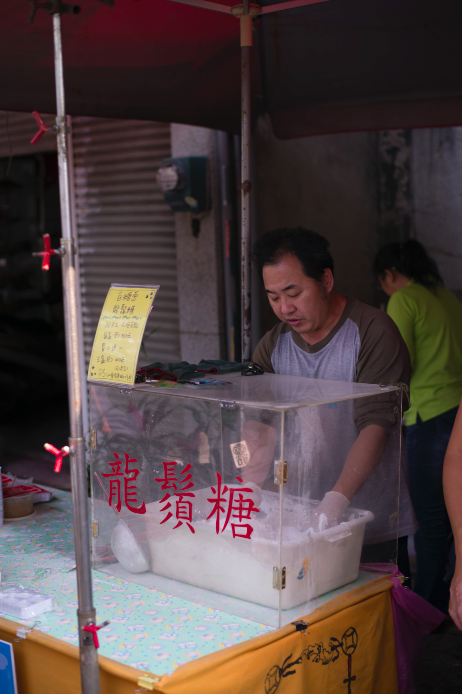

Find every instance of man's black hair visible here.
[252,228,334,283]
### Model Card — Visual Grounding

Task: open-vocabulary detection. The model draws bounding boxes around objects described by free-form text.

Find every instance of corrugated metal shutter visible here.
[0,111,56,158]
[72,117,181,365]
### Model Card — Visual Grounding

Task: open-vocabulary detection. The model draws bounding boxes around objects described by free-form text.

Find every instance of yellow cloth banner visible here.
[0,577,398,694]
[154,576,398,694]
[87,284,158,385]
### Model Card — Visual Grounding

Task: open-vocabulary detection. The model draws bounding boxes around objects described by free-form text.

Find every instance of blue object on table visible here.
[186,379,233,386]
[0,639,18,694]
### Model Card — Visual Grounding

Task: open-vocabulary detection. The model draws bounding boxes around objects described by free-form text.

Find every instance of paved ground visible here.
[1,395,461,690]
[416,617,462,694]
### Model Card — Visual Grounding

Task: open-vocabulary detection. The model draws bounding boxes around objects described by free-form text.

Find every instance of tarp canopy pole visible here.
[238,2,256,362]
[51,7,101,694]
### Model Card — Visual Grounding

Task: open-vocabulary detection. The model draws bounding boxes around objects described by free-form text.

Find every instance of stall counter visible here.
[0,487,399,694]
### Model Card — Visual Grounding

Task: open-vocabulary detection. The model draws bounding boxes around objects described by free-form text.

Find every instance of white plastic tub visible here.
[145,491,373,610]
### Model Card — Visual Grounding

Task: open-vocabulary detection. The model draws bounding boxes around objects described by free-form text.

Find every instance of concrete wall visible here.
[170,124,225,362]
[255,116,380,331]
[255,120,462,335]
[170,120,462,358]
[412,128,462,292]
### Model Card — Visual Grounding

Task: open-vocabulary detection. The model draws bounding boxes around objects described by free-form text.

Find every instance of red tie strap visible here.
[33,234,62,271]
[82,621,110,649]
[30,111,51,145]
[44,443,70,473]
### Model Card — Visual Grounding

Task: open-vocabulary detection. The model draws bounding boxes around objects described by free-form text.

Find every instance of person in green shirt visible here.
[374,239,462,612]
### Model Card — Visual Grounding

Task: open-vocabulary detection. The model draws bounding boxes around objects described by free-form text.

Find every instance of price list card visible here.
[87,284,159,385]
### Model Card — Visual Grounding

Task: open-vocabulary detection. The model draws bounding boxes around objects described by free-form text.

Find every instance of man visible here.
[249,227,417,570]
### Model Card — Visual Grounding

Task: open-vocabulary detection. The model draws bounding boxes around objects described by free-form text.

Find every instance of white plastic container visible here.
[146,491,373,610]
[0,587,53,619]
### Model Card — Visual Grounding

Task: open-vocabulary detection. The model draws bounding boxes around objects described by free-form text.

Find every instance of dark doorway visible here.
[0,152,70,489]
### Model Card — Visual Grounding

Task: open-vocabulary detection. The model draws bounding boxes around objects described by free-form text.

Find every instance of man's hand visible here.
[309,491,350,531]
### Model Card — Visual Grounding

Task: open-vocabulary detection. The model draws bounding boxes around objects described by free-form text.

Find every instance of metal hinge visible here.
[92,520,99,539]
[273,566,286,590]
[119,387,133,395]
[90,429,97,449]
[137,674,162,690]
[219,401,235,409]
[274,459,288,485]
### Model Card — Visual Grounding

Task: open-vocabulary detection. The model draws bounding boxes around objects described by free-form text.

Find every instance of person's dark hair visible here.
[374,239,443,289]
[252,228,334,283]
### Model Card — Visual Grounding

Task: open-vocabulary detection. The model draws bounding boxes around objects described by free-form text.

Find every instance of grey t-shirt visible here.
[253,297,417,544]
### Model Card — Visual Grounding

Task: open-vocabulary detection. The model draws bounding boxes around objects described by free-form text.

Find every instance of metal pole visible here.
[237,1,259,362]
[241,42,251,362]
[229,2,260,361]
[52,12,100,694]
[67,115,91,441]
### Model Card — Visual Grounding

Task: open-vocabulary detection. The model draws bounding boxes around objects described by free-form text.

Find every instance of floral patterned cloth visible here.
[0,487,381,676]
[0,488,272,675]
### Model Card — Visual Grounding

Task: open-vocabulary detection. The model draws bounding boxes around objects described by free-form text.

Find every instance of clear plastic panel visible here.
[90,380,403,628]
[133,372,395,409]
[278,389,403,624]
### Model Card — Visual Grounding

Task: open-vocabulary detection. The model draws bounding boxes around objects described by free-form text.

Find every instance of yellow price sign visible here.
[87,284,159,385]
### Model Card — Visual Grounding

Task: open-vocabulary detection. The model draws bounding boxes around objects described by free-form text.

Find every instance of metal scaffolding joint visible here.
[231,3,261,17]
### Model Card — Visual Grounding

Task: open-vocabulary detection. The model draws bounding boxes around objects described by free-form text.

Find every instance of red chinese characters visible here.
[207,473,259,539]
[154,465,259,538]
[102,452,146,514]
[155,462,195,533]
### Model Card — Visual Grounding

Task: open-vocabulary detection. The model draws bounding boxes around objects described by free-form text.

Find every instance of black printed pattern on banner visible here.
[265,627,358,694]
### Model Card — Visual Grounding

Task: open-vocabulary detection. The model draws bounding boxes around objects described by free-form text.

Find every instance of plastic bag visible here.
[361,563,445,694]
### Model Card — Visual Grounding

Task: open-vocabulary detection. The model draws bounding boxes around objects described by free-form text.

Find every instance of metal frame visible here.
[52,11,100,694]
[169,0,330,15]
[240,33,252,361]
[66,114,90,441]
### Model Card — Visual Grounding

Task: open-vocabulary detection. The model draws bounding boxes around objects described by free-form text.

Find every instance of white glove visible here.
[310,491,350,531]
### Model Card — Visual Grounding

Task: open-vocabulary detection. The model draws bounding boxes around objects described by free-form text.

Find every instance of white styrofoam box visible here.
[0,586,53,619]
[145,491,373,610]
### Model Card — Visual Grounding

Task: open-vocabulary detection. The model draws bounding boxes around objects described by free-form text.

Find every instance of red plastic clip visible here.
[34,233,60,271]
[44,443,70,473]
[31,111,51,145]
[82,621,110,649]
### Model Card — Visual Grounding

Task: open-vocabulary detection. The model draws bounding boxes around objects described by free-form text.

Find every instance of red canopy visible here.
[2,0,462,137]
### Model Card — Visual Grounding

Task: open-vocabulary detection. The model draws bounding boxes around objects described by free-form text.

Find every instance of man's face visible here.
[263,253,332,335]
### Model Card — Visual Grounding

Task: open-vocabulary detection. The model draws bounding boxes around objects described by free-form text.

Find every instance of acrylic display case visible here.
[90,373,404,625]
